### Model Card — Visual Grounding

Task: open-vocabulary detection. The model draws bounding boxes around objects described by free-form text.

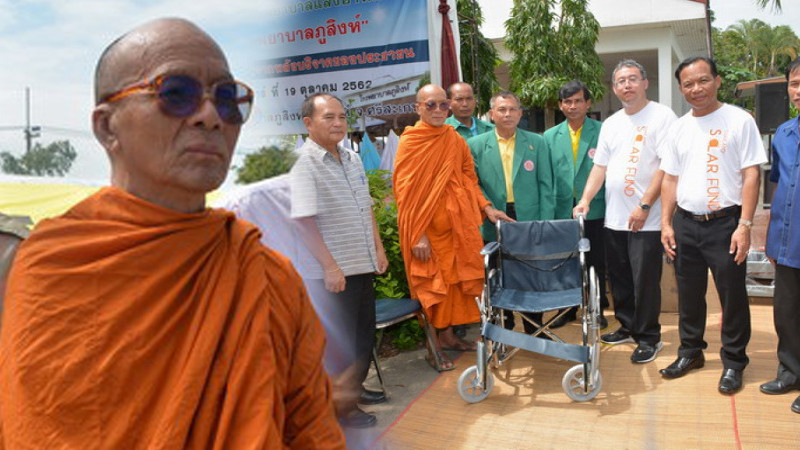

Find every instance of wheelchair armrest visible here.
[579,237,591,252]
[481,241,500,256]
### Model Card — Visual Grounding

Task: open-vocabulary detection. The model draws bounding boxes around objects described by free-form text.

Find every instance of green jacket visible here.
[543,118,605,220]
[468,129,555,242]
[444,115,494,141]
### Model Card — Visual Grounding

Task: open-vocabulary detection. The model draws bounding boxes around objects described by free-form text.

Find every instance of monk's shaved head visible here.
[91,17,239,213]
[94,18,227,104]
[416,84,446,102]
[415,84,449,127]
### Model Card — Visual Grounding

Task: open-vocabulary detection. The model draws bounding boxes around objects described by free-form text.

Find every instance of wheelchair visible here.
[457,216,602,403]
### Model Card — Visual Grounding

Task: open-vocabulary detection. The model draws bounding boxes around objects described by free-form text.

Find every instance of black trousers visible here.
[583,218,609,309]
[673,212,750,370]
[773,264,800,383]
[307,273,375,412]
[604,228,662,345]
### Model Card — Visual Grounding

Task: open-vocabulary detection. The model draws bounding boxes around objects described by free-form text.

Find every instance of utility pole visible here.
[24,87,40,155]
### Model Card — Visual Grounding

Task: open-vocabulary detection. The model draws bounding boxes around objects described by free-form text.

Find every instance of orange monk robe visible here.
[393,121,489,329]
[0,187,345,449]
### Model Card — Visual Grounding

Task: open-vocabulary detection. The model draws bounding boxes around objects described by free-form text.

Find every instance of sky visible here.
[1,0,798,185]
[479,0,800,39]
[0,0,275,185]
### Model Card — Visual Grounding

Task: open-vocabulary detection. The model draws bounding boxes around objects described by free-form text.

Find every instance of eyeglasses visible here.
[421,100,451,111]
[614,76,644,88]
[101,74,254,125]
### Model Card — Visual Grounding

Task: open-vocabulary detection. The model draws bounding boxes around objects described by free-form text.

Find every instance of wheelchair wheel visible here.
[562,363,602,402]
[457,365,494,403]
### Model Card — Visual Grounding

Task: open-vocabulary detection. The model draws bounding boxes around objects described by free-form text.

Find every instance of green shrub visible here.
[367,170,409,299]
[367,170,425,350]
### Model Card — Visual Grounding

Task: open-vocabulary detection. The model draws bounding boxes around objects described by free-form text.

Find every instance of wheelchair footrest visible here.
[483,323,589,363]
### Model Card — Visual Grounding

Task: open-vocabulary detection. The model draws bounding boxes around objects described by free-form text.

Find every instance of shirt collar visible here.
[495,130,516,142]
[784,116,800,137]
[306,138,349,162]
[469,117,478,135]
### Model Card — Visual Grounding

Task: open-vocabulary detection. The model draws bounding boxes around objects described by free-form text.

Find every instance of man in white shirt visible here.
[574,60,676,364]
[290,93,389,428]
[659,57,766,394]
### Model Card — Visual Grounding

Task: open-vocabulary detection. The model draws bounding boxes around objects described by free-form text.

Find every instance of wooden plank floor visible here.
[378,283,799,449]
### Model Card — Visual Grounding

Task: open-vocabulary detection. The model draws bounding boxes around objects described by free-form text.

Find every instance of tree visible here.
[456,0,500,115]
[235,136,298,184]
[0,140,77,176]
[728,19,768,74]
[505,0,605,129]
[712,26,757,105]
[717,19,800,78]
[760,25,799,76]
[755,0,782,12]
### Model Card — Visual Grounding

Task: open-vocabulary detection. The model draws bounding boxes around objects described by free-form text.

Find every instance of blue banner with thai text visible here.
[260,0,430,135]
[264,40,429,77]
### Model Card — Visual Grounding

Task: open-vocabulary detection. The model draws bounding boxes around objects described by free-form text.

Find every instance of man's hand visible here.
[627,206,649,232]
[484,205,515,224]
[324,267,346,293]
[573,200,590,219]
[375,245,389,275]
[661,225,677,261]
[729,224,751,265]
[413,234,432,261]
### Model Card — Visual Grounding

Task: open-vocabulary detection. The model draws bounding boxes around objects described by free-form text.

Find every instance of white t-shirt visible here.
[660,103,767,213]
[594,101,677,231]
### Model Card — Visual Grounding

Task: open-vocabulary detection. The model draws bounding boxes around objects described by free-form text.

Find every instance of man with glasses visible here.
[394,84,510,370]
[660,56,766,394]
[444,82,494,141]
[468,90,554,334]
[0,18,345,448]
[545,80,609,330]
[574,60,676,364]
[290,92,389,429]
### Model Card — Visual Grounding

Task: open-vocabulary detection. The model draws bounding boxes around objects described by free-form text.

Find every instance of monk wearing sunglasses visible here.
[0,18,345,448]
[394,84,512,371]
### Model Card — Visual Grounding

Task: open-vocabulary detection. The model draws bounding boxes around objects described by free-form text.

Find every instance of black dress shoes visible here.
[359,389,387,405]
[338,407,377,429]
[792,395,800,414]
[551,308,577,329]
[759,378,800,395]
[659,354,705,379]
[718,368,744,395]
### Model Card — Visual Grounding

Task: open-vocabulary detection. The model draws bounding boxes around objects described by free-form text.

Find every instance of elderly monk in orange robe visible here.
[394,84,512,370]
[0,18,345,449]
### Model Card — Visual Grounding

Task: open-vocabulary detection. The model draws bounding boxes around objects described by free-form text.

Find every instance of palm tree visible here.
[754,0,782,13]
[729,19,768,74]
[760,25,799,76]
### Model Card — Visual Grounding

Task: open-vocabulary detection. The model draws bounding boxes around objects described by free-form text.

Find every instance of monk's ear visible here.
[92,104,118,154]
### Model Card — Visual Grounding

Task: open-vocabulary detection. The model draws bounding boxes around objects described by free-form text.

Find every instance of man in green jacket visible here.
[543,80,608,329]
[444,82,494,140]
[468,90,554,334]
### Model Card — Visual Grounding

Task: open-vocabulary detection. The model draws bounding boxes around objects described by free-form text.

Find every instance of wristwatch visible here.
[738,218,753,229]
[639,203,651,211]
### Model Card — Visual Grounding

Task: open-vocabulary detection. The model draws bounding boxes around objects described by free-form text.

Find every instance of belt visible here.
[506,202,517,221]
[677,205,740,222]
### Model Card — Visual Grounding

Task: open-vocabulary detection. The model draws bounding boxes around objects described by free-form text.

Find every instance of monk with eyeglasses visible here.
[394,84,512,371]
[0,18,345,448]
